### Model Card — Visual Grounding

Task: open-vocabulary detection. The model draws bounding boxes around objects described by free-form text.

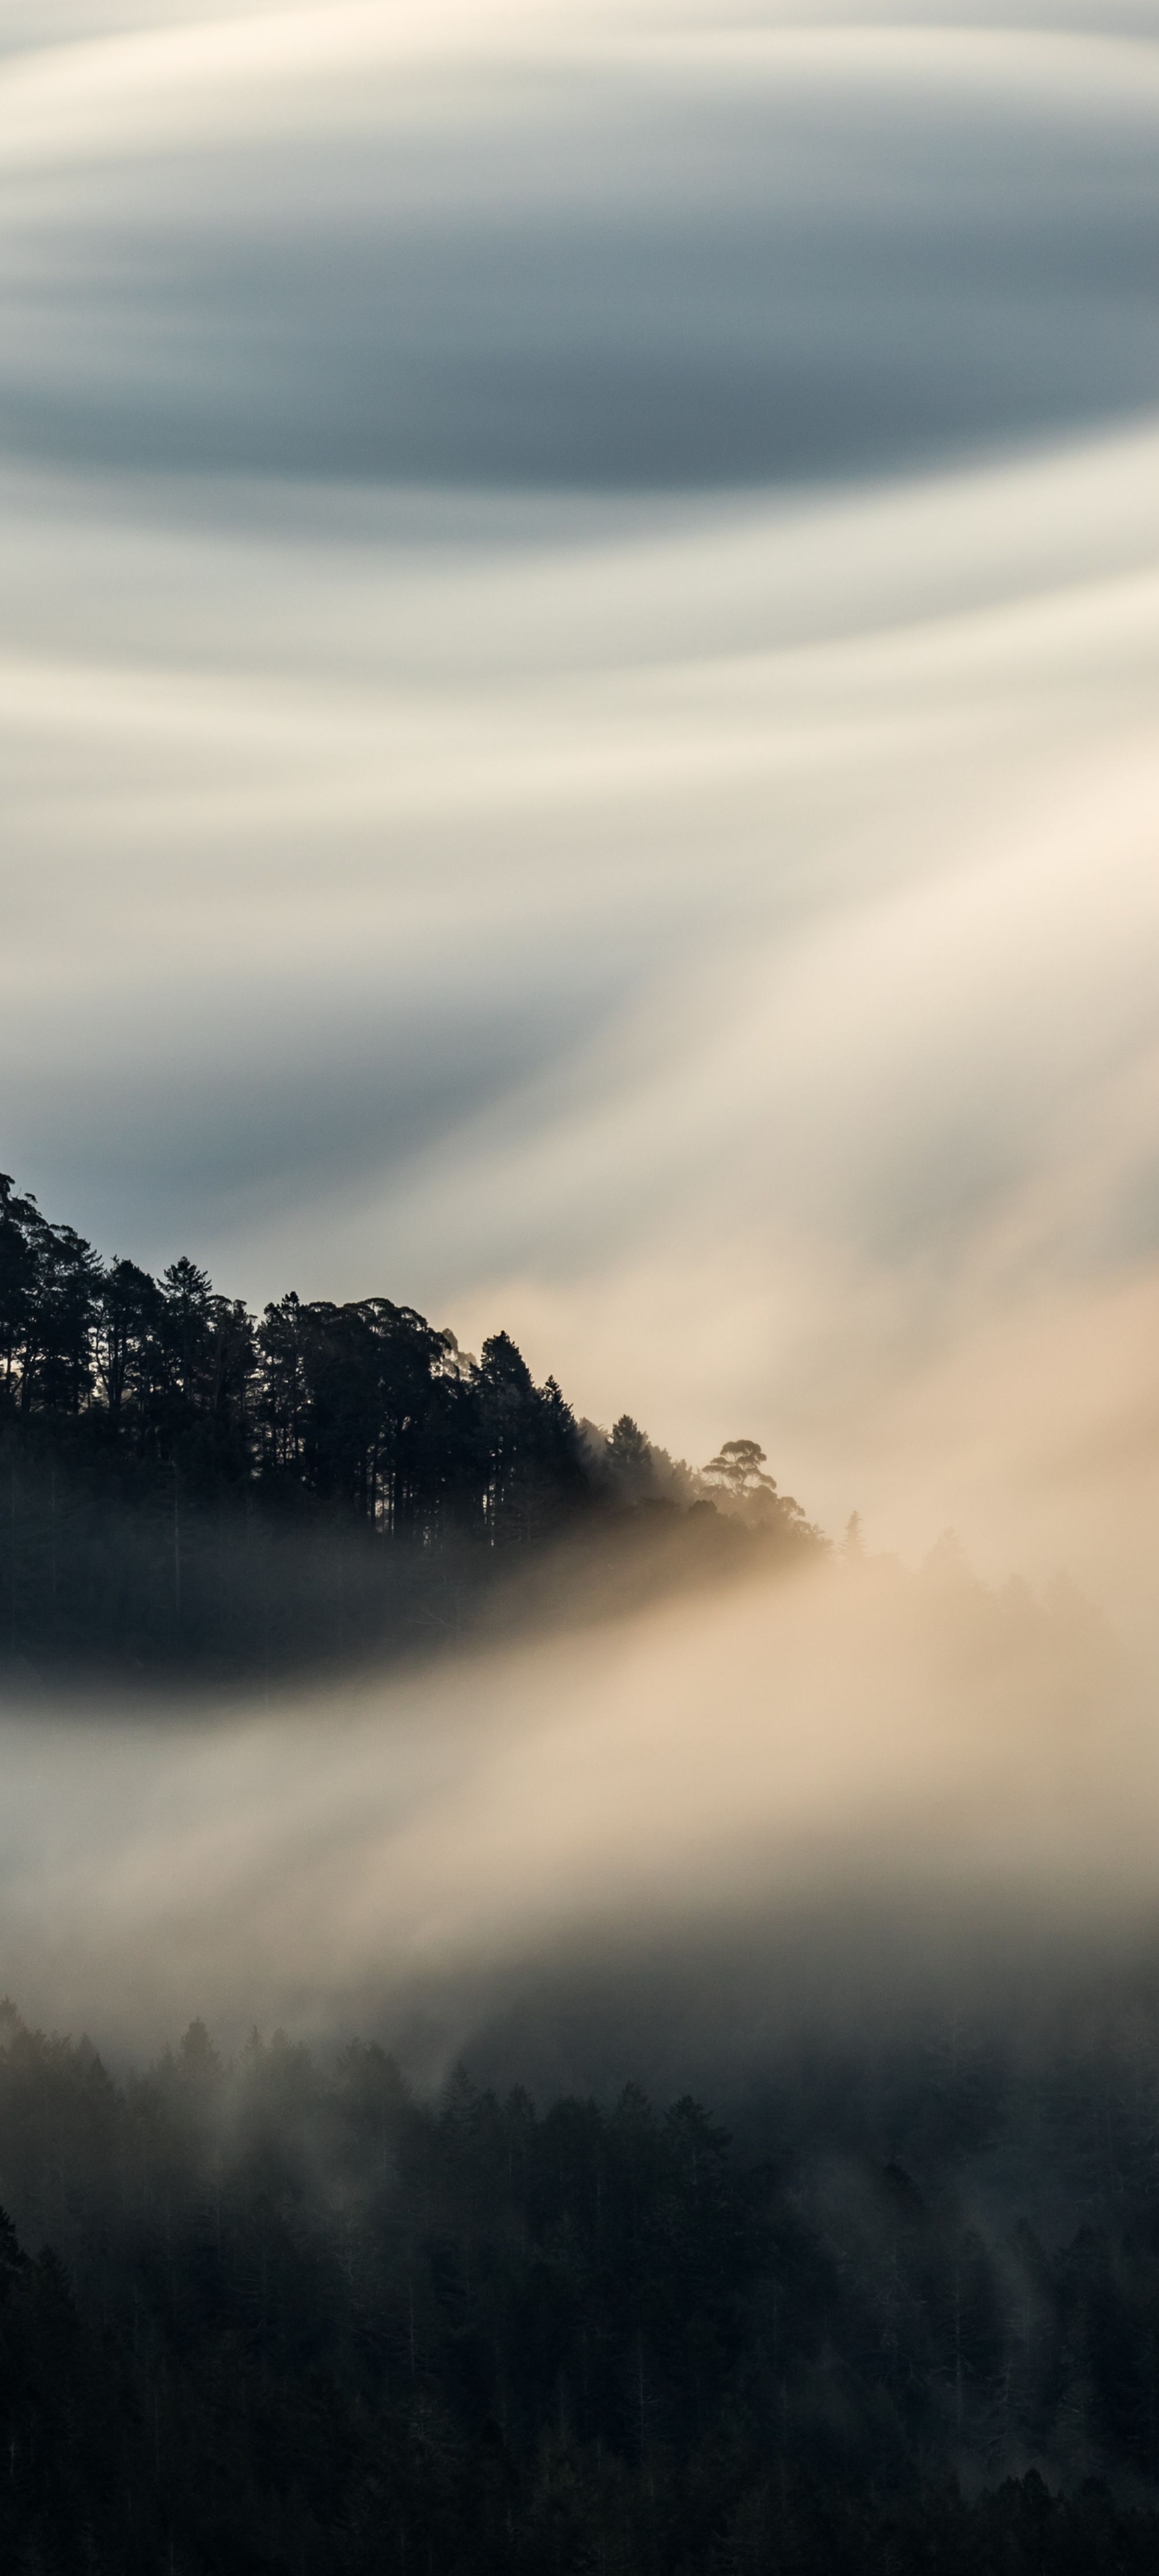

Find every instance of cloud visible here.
[1,0,1158,1607]
[2,20,1158,485]
[0,2,1157,2079]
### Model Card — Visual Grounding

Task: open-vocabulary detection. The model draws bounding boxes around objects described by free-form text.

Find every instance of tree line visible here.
[1,1994,1159,2570]
[0,1172,820,1680]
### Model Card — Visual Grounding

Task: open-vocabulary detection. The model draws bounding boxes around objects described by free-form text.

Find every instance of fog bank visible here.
[0,1548,1146,2083]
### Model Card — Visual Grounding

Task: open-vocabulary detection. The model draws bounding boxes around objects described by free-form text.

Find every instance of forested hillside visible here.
[0,1174,820,1680]
[2,1995,1159,2570]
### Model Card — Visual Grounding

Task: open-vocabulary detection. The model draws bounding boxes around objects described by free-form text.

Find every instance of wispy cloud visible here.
[2,7,1157,1624]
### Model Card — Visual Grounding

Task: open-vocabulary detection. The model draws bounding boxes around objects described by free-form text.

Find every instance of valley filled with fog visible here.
[2,9,1159,2562]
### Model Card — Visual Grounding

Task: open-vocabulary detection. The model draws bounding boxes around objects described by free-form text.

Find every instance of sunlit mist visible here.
[2,0,1159,2074]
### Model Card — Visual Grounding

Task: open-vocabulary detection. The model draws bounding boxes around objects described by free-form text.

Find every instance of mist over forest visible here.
[2,1169,1158,2570]
[5,0,1159,2566]
[10,1982,1159,2575]
[0,1166,819,1685]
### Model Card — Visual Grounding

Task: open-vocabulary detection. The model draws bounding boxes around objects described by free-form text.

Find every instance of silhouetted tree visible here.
[0,1170,827,1678]
[703,1438,777,1506]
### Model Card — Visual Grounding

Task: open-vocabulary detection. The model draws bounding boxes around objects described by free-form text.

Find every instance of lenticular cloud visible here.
[1,1,1157,1596]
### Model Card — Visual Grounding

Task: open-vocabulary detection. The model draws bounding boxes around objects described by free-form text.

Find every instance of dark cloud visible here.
[2,71,1157,489]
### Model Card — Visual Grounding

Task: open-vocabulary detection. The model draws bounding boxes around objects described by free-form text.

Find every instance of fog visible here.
[0,1542,1143,2086]
[2,0,1159,2077]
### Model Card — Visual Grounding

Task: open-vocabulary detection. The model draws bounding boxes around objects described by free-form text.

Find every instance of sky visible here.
[3,0,1159,1589]
[2,0,1159,2060]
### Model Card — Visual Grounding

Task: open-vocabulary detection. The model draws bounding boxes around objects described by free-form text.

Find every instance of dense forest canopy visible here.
[5,1170,1136,2571]
[2,1991,1159,2571]
[0,1172,821,1680]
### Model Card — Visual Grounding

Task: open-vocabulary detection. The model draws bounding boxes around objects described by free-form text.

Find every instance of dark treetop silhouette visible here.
[0,1173,821,1680]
